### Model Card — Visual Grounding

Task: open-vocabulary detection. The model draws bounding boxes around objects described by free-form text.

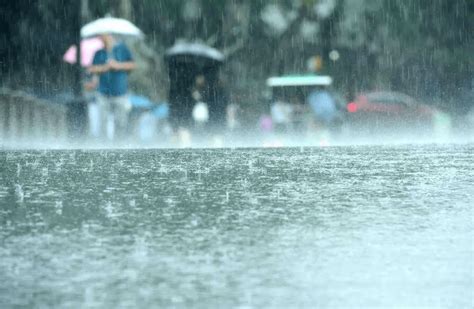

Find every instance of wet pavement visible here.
[0,144,473,308]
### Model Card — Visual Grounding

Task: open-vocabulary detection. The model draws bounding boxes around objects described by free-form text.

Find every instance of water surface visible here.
[0,145,473,308]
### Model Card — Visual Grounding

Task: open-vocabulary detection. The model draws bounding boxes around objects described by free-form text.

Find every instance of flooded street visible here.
[0,144,472,308]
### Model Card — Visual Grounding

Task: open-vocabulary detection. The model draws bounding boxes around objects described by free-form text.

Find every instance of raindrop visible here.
[84,287,95,307]
[158,163,167,175]
[55,201,63,215]
[16,163,21,177]
[165,197,175,206]
[14,184,24,203]
[105,201,114,217]
[132,237,148,261]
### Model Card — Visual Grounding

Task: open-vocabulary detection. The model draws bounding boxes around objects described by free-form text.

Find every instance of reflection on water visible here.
[0,145,473,307]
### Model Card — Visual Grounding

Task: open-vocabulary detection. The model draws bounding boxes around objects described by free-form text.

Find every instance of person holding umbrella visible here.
[88,33,135,141]
[80,16,143,141]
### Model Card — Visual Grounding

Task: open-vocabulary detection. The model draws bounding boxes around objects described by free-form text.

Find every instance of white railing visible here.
[0,89,68,145]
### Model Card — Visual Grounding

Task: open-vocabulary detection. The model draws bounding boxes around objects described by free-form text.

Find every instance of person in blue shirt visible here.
[307,88,337,126]
[89,33,135,141]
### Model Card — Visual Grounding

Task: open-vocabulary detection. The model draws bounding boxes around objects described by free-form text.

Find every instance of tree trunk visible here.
[73,0,82,97]
[109,0,132,19]
[81,0,91,23]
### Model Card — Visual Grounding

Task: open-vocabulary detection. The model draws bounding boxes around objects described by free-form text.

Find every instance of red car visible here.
[344,91,443,140]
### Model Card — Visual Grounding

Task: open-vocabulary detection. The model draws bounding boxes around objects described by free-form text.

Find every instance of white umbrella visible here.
[81,17,143,38]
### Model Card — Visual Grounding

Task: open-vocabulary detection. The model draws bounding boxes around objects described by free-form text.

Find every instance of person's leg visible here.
[87,102,100,138]
[112,95,132,141]
[96,94,111,140]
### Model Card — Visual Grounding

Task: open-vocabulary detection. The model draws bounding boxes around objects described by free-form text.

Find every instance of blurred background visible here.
[0,0,472,146]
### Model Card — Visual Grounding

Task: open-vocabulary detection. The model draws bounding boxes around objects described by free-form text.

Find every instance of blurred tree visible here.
[0,0,472,113]
[335,0,472,109]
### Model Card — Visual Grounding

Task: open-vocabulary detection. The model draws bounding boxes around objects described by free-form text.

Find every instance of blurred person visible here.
[307,88,337,128]
[306,88,338,145]
[270,97,293,133]
[191,75,210,127]
[89,33,135,141]
[288,95,307,134]
[226,103,241,131]
[191,75,207,102]
[259,114,273,133]
[84,73,98,92]
[192,101,209,125]
[432,108,452,142]
[83,74,101,138]
[207,76,229,133]
[189,75,209,144]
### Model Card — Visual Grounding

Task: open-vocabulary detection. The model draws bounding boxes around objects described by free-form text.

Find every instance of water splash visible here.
[14,184,24,203]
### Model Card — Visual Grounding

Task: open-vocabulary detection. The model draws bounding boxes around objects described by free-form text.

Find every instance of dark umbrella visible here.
[165,41,225,129]
[165,41,225,63]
